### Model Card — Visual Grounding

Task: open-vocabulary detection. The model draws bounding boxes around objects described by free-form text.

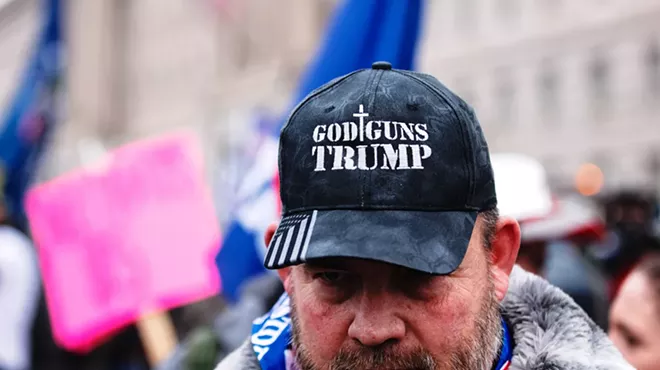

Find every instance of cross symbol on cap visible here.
[353,104,369,121]
[353,105,369,142]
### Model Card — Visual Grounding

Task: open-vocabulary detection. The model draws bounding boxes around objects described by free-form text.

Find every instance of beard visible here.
[290,276,502,370]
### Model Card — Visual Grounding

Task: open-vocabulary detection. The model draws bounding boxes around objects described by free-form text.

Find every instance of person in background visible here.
[525,195,611,329]
[609,248,660,370]
[0,180,41,370]
[595,191,660,300]
[491,153,610,328]
[490,153,555,275]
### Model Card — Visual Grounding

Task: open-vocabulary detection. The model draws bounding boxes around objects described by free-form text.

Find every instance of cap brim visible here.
[264,209,477,275]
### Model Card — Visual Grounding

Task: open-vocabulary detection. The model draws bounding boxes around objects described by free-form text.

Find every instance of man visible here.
[216,62,632,369]
[597,191,660,300]
[0,176,40,370]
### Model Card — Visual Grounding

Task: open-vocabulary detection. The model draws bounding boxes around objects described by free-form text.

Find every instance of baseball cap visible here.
[264,61,497,275]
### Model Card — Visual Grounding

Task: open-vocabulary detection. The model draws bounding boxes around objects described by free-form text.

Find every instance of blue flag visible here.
[0,0,63,227]
[216,0,424,303]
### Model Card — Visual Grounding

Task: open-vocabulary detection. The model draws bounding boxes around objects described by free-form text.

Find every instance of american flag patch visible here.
[265,210,317,268]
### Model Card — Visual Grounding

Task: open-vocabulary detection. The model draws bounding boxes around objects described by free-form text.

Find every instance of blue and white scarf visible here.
[250,294,293,370]
[250,293,513,370]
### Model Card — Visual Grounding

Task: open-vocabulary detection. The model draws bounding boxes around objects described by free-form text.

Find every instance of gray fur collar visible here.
[216,266,633,370]
[503,266,632,369]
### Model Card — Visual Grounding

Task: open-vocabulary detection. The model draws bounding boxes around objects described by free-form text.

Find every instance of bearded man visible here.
[215,62,632,370]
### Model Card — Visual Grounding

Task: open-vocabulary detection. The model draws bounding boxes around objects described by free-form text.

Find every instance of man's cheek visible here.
[424,296,478,337]
[299,299,350,336]
[297,311,348,365]
[429,288,472,317]
[299,285,334,315]
[298,299,351,345]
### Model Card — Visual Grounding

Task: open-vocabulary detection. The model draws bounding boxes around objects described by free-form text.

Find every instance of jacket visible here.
[214,266,633,370]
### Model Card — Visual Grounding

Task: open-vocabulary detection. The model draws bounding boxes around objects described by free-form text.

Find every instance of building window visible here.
[588,49,611,118]
[591,153,612,178]
[497,0,519,24]
[542,157,563,189]
[455,0,476,33]
[538,0,562,15]
[494,67,516,126]
[538,58,560,122]
[648,152,660,189]
[644,39,660,99]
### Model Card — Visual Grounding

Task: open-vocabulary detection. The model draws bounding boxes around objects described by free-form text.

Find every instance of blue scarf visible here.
[494,317,513,370]
[251,293,513,370]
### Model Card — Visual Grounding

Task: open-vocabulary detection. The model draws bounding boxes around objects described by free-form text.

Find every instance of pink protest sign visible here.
[25,132,221,353]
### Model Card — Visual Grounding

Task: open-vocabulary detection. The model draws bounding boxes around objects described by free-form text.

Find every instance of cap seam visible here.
[364,70,386,207]
[279,69,365,214]
[392,70,476,207]
[462,106,481,206]
[360,69,380,207]
[280,70,365,134]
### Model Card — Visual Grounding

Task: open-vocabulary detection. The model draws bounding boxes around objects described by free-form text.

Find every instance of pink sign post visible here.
[25,132,221,356]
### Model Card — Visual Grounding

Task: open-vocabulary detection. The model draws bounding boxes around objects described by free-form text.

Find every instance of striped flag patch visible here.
[265,210,317,268]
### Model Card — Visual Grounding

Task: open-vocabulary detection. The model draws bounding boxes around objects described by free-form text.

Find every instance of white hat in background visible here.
[491,153,554,222]
[522,194,605,243]
[491,152,605,243]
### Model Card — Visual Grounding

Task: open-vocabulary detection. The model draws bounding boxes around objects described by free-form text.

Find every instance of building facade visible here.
[0,0,39,128]
[56,0,335,223]
[418,0,660,194]
[2,0,659,205]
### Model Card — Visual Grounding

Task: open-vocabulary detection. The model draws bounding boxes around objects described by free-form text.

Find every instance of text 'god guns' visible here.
[310,105,432,172]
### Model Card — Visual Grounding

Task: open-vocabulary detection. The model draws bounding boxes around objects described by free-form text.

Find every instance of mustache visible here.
[329,345,437,370]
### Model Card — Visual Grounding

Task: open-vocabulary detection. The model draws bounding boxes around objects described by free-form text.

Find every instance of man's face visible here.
[279,218,507,370]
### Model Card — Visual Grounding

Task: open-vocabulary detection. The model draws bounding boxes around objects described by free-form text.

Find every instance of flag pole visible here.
[135,311,179,367]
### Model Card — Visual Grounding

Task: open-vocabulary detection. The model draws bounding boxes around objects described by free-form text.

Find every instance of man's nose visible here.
[347,295,406,347]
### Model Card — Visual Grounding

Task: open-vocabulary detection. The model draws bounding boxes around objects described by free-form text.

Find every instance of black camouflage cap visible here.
[264,61,497,275]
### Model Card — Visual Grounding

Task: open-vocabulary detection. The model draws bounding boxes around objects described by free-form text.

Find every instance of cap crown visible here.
[278,67,497,214]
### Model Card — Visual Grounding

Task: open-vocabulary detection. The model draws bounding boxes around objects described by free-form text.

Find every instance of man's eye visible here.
[314,271,348,285]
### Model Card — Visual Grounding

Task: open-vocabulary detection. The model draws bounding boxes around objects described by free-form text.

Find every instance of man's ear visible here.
[264,223,277,247]
[489,216,521,302]
[264,223,293,289]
